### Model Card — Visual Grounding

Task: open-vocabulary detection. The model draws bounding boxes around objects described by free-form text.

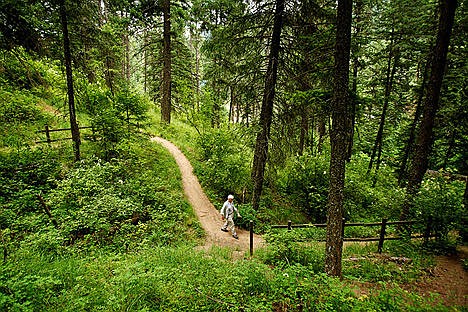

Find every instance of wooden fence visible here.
[248,218,435,256]
[36,125,94,144]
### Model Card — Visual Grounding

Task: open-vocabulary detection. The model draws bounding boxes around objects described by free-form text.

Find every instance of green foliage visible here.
[0,245,448,311]
[258,229,325,271]
[276,152,406,223]
[0,89,47,123]
[114,87,150,124]
[43,145,195,251]
[76,80,113,115]
[1,137,200,259]
[276,153,330,223]
[412,171,465,241]
[0,48,47,89]
[90,109,128,160]
[0,85,61,150]
[0,147,63,229]
[341,240,436,286]
[345,153,405,221]
[195,126,252,199]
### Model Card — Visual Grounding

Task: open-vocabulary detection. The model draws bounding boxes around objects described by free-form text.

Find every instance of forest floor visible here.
[153,136,467,307]
[411,245,467,307]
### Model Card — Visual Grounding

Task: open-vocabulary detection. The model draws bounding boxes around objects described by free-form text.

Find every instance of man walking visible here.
[220,194,241,239]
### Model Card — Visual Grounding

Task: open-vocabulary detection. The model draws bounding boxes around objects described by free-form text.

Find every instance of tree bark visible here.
[325,0,352,278]
[367,33,399,176]
[398,60,429,185]
[400,0,458,221]
[161,0,172,123]
[372,49,399,186]
[299,104,309,156]
[317,119,326,154]
[59,0,80,162]
[251,0,285,210]
[347,0,362,161]
[144,29,148,93]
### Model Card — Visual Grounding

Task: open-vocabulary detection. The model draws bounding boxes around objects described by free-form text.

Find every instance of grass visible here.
[1,242,455,311]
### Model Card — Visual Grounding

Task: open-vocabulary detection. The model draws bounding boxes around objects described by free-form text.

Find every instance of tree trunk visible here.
[325,0,352,278]
[299,104,309,156]
[212,86,220,128]
[367,36,399,176]
[398,60,429,185]
[462,179,468,242]
[442,130,456,168]
[347,0,362,161]
[400,0,458,221]
[372,50,400,187]
[59,0,80,162]
[317,119,326,154]
[229,85,235,123]
[121,11,130,82]
[125,19,130,82]
[161,0,172,123]
[251,0,285,210]
[144,29,148,93]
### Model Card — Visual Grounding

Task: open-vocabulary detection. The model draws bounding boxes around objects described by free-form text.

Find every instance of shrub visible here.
[258,229,325,271]
[0,148,63,237]
[0,89,47,123]
[412,171,465,242]
[195,127,252,198]
[344,153,405,221]
[276,153,330,223]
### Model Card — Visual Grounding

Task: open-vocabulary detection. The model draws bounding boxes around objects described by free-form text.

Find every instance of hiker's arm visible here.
[220,202,226,219]
[234,205,241,218]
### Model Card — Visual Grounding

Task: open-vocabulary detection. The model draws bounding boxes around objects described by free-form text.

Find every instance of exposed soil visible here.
[152,136,466,306]
[152,137,265,257]
[406,246,467,307]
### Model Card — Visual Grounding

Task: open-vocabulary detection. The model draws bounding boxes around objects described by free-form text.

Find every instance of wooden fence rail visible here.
[36,122,142,144]
[35,125,94,144]
[246,217,434,255]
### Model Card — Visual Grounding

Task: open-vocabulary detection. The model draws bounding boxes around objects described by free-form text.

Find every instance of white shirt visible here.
[220,200,240,218]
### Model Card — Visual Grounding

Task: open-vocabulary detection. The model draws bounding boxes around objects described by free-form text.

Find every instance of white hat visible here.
[227,194,234,199]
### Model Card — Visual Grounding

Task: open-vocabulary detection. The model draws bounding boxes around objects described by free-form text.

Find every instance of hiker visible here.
[220,194,241,239]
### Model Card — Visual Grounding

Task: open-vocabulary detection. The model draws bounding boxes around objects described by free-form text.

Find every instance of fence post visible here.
[45,125,51,144]
[249,220,254,257]
[423,215,433,246]
[341,218,346,240]
[378,218,388,253]
[288,220,292,231]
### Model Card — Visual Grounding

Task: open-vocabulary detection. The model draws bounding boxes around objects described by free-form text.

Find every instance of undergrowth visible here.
[0,245,453,311]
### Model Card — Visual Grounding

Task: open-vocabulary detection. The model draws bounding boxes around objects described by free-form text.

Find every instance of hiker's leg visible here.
[221,219,228,231]
[228,218,237,236]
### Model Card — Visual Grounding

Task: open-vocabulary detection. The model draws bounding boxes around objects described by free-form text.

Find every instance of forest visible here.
[0,0,467,310]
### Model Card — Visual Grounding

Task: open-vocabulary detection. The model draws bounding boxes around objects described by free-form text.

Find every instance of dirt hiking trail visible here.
[152,137,265,256]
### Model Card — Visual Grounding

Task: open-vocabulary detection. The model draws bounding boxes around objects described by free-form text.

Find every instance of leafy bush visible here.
[2,246,423,312]
[276,153,330,223]
[43,152,194,251]
[258,229,325,271]
[344,153,405,220]
[412,171,465,241]
[91,109,128,160]
[0,89,47,123]
[0,47,48,90]
[114,87,149,124]
[0,148,62,229]
[76,80,113,115]
[195,127,252,198]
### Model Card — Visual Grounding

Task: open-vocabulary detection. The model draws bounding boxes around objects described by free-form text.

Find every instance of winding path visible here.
[151,137,264,255]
